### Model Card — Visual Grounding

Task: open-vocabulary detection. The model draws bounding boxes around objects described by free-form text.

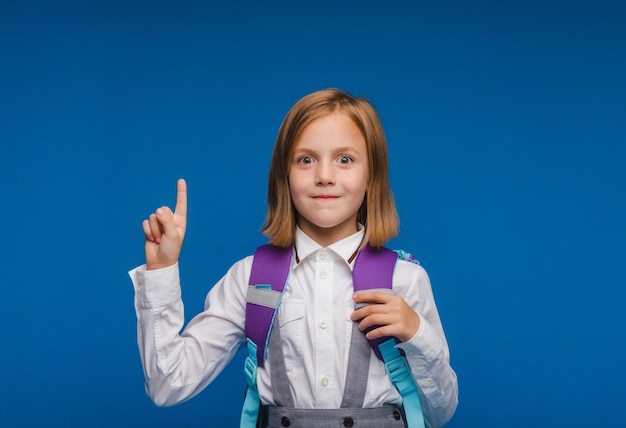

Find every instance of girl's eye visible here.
[298,156,313,165]
[338,156,352,165]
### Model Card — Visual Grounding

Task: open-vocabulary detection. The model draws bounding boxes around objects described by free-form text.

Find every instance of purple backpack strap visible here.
[352,245,399,361]
[245,244,292,367]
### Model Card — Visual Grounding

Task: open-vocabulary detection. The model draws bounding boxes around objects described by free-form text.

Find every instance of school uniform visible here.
[130,226,458,427]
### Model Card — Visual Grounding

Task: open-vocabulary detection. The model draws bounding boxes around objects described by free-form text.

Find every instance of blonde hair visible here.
[262,88,398,248]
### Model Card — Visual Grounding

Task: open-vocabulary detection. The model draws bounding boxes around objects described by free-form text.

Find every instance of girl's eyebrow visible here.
[335,145,361,152]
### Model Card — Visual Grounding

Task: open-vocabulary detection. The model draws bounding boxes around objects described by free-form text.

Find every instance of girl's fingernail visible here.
[156,208,163,215]
[155,238,161,244]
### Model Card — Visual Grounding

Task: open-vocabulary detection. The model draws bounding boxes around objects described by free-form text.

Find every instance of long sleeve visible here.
[129,258,251,407]
[395,261,459,427]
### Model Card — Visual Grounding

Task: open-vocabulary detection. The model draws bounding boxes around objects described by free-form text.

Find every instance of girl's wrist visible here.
[147,261,177,271]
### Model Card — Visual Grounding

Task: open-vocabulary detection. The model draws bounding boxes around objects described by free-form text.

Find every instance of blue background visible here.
[2,1,625,426]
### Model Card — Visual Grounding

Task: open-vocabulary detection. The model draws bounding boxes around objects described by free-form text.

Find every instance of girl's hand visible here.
[350,291,421,343]
[142,179,187,270]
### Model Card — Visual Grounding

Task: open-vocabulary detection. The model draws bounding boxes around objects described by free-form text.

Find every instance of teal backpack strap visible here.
[240,339,260,428]
[379,339,426,428]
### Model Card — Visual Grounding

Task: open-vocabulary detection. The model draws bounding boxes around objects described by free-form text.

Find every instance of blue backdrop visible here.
[2,1,625,426]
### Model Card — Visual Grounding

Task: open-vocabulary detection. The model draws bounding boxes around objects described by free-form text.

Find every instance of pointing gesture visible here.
[142,179,188,270]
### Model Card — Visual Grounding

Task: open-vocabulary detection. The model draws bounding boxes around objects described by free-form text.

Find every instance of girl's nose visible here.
[315,161,335,185]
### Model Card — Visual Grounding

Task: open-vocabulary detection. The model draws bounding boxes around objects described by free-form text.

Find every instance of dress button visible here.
[281,416,291,427]
[320,271,328,279]
[320,320,328,329]
[343,417,354,427]
[393,410,401,420]
[321,376,329,386]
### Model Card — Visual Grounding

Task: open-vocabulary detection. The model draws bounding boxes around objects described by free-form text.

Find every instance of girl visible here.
[130,89,458,427]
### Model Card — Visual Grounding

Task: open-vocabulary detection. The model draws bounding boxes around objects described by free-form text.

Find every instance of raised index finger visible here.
[174,178,187,217]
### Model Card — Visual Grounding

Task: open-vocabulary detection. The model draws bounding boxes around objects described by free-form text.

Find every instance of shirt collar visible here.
[294,224,365,269]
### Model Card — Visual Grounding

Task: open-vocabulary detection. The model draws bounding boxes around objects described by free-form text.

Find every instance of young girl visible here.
[130,89,458,427]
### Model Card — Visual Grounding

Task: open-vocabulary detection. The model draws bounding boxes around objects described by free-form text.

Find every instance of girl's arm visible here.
[131,178,248,406]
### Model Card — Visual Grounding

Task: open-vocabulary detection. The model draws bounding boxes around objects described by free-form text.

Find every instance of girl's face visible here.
[289,112,369,247]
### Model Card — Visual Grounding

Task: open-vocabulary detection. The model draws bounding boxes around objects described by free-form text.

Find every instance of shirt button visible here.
[320,320,328,329]
[319,250,327,260]
[321,376,329,387]
[420,379,431,387]
[320,271,328,279]
[281,416,291,427]
[343,417,354,427]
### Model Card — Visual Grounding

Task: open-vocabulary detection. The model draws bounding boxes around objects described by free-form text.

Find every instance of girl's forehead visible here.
[297,112,362,140]
[293,113,364,149]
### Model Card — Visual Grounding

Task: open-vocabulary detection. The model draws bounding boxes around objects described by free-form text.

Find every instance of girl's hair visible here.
[262,88,398,248]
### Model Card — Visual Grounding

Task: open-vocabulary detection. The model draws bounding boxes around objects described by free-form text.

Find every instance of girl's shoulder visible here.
[213,254,255,288]
[228,254,255,275]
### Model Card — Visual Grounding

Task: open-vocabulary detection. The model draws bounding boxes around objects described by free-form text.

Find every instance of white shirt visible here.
[130,227,458,427]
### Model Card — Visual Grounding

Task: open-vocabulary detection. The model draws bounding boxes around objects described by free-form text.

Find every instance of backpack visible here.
[240,244,425,428]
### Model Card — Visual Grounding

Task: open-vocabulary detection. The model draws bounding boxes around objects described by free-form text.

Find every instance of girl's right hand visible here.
[142,179,188,270]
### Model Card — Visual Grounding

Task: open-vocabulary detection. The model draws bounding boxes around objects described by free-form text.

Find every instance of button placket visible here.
[314,255,334,406]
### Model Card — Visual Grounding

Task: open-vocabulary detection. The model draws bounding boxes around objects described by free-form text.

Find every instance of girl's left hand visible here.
[350,292,421,343]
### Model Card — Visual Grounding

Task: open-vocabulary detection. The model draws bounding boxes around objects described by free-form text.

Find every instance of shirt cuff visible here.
[128,262,181,309]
